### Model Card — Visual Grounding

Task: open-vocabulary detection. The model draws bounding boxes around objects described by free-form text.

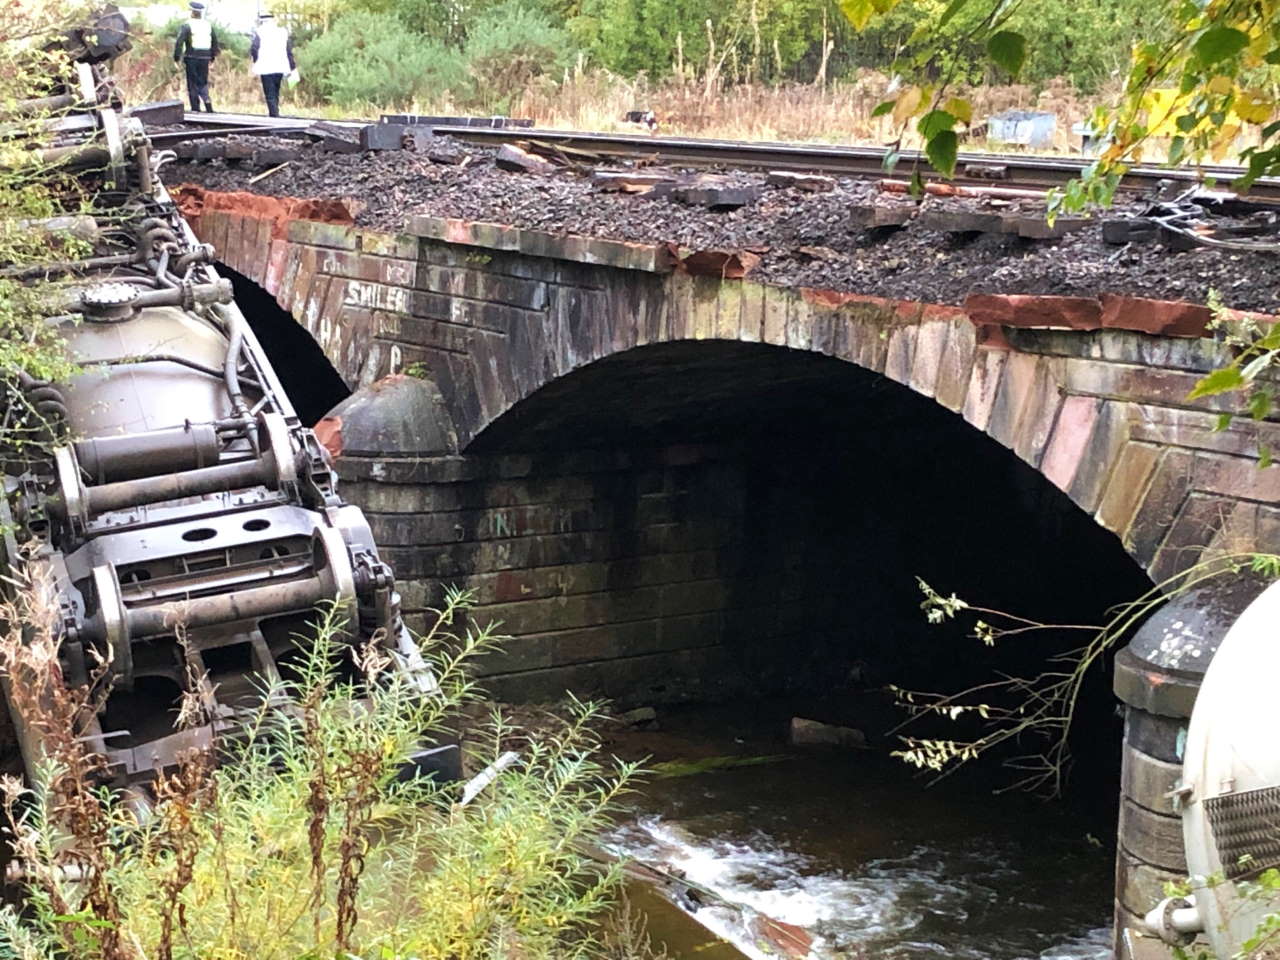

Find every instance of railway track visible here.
[435,127,1280,199]
[173,109,1280,200]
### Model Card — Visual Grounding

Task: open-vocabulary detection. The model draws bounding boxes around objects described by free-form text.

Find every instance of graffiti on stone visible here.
[346,279,408,314]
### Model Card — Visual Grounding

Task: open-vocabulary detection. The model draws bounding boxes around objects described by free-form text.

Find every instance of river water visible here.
[603,706,1117,960]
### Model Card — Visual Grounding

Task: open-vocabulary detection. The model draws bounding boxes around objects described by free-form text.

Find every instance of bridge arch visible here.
[425,336,1150,796]
[190,201,1280,585]
[189,203,1280,708]
[435,277,1225,586]
[217,261,350,426]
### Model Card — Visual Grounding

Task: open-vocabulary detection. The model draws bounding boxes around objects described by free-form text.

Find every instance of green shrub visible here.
[299,11,467,108]
[462,1,573,110]
[836,0,1157,92]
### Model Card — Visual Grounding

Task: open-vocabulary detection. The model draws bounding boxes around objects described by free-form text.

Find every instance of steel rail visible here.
[166,111,1280,199]
[177,111,365,131]
[148,125,312,147]
[429,126,1280,199]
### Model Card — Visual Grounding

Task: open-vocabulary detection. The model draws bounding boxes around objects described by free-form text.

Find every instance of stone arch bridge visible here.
[182,187,1278,703]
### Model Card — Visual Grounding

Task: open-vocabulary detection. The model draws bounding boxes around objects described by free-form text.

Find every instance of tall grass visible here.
[0,570,645,960]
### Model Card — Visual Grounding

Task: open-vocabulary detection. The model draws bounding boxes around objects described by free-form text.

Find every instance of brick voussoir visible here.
[407,215,673,274]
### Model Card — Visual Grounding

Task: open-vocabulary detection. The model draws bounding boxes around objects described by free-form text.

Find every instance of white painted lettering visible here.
[344,279,408,314]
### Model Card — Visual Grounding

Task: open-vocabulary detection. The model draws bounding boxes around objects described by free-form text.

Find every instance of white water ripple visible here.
[607,817,1112,960]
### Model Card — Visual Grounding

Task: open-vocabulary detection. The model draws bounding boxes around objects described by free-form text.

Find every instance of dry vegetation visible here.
[117,21,1103,152]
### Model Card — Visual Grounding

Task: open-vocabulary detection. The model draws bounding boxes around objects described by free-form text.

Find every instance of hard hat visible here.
[189,0,205,10]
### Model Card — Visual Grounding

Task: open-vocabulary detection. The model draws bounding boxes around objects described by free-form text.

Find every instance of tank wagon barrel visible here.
[0,12,454,799]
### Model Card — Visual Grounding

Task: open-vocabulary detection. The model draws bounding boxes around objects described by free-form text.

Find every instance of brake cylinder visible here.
[74,422,220,484]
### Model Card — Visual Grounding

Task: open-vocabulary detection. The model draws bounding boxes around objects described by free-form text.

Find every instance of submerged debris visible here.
[789,717,868,749]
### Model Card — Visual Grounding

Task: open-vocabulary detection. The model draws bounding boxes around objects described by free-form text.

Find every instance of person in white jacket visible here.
[250,11,296,118]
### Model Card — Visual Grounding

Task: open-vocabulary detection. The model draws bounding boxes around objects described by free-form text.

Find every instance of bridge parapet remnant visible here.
[188,190,1277,548]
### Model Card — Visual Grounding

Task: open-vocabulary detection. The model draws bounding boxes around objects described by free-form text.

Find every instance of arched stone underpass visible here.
[217,262,350,426]
[328,340,1153,804]
[193,203,1280,594]
[472,342,1151,773]
[192,199,1280,783]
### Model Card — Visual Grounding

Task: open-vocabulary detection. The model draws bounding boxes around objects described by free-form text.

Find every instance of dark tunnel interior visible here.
[473,341,1156,805]
[217,263,351,426]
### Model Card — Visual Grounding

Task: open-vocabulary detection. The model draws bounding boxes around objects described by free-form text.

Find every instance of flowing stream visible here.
[603,706,1117,960]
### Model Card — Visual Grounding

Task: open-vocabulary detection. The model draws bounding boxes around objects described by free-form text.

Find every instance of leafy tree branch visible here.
[894,553,1280,797]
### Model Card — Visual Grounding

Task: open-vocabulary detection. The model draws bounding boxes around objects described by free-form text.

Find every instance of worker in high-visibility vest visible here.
[250,11,297,118]
[173,0,220,113]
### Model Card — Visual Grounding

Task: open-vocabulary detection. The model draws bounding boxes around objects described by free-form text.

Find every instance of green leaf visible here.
[838,0,902,30]
[986,30,1027,76]
[918,109,957,139]
[909,169,926,197]
[871,99,896,118]
[925,129,959,177]
[1187,365,1246,400]
[1260,442,1274,469]
[1214,412,1234,432]
[1241,348,1279,381]
[882,149,901,173]
[1193,26,1249,66]
[1250,390,1273,420]
[937,0,972,28]
[944,96,973,125]
[1258,324,1280,349]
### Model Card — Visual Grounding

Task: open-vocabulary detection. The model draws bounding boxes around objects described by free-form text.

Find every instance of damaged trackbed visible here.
[171,135,1280,314]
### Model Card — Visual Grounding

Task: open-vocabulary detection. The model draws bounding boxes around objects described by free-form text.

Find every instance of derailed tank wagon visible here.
[0,15,451,800]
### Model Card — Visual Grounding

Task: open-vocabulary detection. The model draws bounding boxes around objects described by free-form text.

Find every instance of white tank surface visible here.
[1151,579,1280,956]
[58,303,242,437]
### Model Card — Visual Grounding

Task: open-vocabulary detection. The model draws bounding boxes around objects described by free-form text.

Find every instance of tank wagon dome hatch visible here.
[0,12,458,810]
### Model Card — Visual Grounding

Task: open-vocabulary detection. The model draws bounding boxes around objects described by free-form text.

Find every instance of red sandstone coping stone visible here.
[966,293,1102,331]
[407,215,673,274]
[1098,294,1212,337]
[966,292,1275,339]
